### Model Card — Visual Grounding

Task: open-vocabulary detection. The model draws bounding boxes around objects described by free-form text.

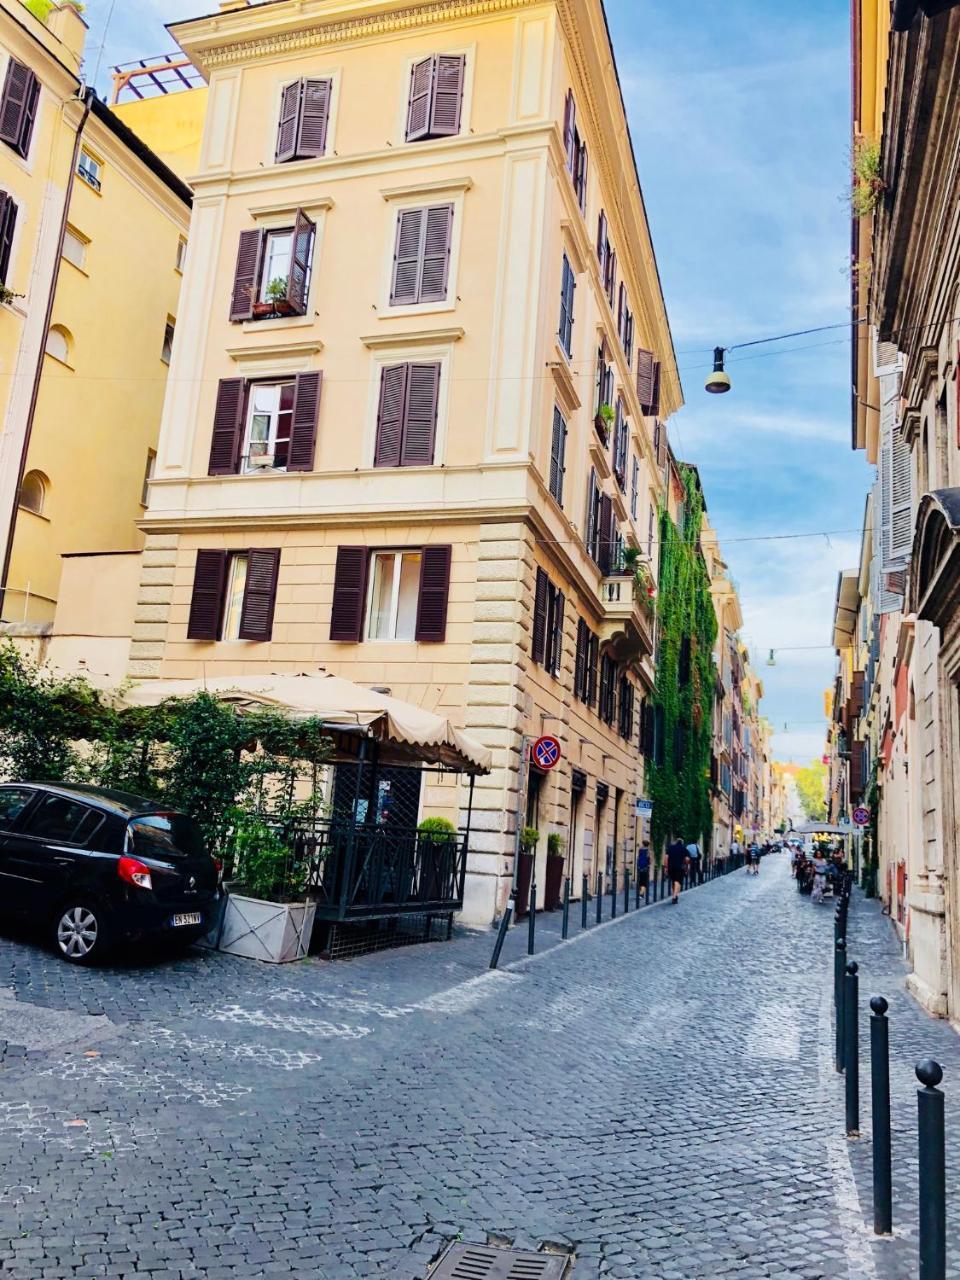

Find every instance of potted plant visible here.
[218,812,316,963]
[595,401,614,445]
[515,826,539,917]
[544,832,566,910]
[417,815,458,902]
[633,560,656,603]
[851,136,885,218]
[252,276,294,318]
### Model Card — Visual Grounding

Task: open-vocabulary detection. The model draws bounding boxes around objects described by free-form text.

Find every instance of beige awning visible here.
[117,672,491,774]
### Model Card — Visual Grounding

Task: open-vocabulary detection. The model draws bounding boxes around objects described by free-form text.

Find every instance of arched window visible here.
[19,470,46,515]
[45,325,71,364]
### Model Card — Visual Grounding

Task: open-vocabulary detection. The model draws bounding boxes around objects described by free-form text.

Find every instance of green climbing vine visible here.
[648,467,718,854]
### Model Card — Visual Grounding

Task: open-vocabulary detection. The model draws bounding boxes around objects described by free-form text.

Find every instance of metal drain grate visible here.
[431,1243,570,1280]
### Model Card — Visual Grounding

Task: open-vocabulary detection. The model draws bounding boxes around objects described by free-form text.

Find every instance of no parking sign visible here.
[531,735,562,772]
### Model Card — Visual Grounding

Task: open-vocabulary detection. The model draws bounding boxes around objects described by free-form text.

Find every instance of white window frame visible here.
[161,319,175,365]
[378,183,468,319]
[395,46,475,147]
[175,236,187,273]
[77,149,103,192]
[240,201,330,335]
[62,224,88,272]
[241,379,295,472]
[266,69,342,168]
[365,549,422,642]
[363,342,453,469]
[222,553,249,640]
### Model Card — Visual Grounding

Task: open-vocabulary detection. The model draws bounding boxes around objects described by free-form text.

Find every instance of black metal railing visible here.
[289,820,468,922]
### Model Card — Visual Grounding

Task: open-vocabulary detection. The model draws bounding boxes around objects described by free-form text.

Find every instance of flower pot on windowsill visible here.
[594,415,610,446]
[247,453,276,469]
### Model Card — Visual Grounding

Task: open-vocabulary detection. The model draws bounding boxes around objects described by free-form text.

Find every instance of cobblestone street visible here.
[0,854,954,1278]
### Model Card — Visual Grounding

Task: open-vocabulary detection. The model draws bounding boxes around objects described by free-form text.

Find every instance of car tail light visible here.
[118,856,153,891]
[212,856,222,878]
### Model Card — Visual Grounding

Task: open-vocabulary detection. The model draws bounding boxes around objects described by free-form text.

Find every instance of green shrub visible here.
[520,826,539,852]
[418,816,457,842]
[547,832,564,858]
[231,812,307,903]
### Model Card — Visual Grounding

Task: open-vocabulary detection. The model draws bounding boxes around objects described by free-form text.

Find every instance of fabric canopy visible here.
[117,672,491,774]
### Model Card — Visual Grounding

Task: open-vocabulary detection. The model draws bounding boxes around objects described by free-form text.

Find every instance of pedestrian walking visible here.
[667,837,688,905]
[636,843,650,902]
[811,848,828,904]
[685,838,702,885]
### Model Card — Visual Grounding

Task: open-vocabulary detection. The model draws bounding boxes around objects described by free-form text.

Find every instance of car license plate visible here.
[172,912,202,927]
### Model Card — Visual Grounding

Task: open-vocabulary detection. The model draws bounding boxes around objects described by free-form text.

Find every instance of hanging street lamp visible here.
[705,347,731,395]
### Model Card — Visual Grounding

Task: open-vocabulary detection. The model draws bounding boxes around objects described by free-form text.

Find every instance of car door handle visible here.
[53,857,73,866]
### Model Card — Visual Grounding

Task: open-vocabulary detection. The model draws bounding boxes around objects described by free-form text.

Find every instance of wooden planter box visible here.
[218,886,316,963]
[514,849,535,917]
[544,855,565,911]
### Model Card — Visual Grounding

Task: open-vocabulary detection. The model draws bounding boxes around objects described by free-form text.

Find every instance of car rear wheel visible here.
[54,903,107,964]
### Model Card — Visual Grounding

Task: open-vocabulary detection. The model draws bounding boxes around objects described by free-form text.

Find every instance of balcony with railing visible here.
[598,551,656,661]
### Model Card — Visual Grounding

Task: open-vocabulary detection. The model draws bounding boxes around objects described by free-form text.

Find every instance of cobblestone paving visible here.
[0,856,953,1277]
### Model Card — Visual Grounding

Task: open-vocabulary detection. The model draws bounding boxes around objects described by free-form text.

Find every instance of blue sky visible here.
[82,0,869,766]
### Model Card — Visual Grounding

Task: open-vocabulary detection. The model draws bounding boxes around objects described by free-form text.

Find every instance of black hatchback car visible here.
[0,782,221,963]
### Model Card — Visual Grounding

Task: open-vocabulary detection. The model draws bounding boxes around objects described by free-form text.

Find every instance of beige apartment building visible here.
[118,0,680,924]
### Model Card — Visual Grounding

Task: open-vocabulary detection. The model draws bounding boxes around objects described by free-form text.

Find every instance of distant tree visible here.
[795,759,827,821]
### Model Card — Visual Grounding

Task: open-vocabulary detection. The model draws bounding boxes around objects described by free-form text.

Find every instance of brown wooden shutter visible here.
[850,741,865,798]
[287,371,322,471]
[238,549,280,641]
[597,210,607,265]
[575,618,587,700]
[275,80,302,162]
[0,61,37,156]
[208,378,246,475]
[648,360,662,417]
[297,78,331,157]
[598,493,614,574]
[400,362,440,466]
[550,589,564,675]
[419,204,454,302]
[636,348,655,411]
[0,193,16,284]
[430,55,465,136]
[587,632,599,706]
[286,209,315,315]
[549,406,566,504]
[229,230,263,322]
[406,56,434,141]
[375,364,406,467]
[415,545,452,642]
[562,89,575,169]
[657,420,668,468]
[390,209,424,305]
[532,567,548,664]
[617,283,625,340]
[187,550,228,640]
[575,140,588,209]
[330,547,368,641]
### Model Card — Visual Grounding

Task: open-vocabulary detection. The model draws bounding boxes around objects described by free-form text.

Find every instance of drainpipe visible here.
[0,86,92,619]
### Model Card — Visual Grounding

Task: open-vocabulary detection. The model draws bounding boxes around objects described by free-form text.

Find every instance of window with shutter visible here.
[630,456,639,520]
[574,617,588,701]
[238,549,281,641]
[636,349,656,413]
[604,248,617,306]
[597,211,607,270]
[275,81,301,162]
[599,653,617,725]
[330,547,369,641]
[275,78,332,163]
[598,493,614,575]
[624,309,634,364]
[287,371,323,471]
[586,631,599,707]
[208,378,246,475]
[558,254,575,357]
[545,584,564,677]
[574,137,588,211]
[415,545,452,642]
[613,400,627,490]
[563,89,576,171]
[648,504,655,556]
[586,468,602,566]
[187,550,228,640]
[549,406,567,505]
[532,567,548,665]
[618,677,634,741]
[406,55,465,142]
[375,362,441,467]
[0,60,39,158]
[390,203,454,305]
[0,191,16,285]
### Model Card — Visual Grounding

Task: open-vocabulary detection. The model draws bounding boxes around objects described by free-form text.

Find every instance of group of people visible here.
[634,838,703,905]
[791,841,846,904]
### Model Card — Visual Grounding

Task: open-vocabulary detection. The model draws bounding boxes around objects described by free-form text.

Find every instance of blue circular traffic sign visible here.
[532,735,562,771]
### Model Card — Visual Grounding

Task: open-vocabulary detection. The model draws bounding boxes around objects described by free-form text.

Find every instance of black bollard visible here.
[624,868,630,914]
[835,936,847,1073]
[635,871,641,910]
[581,874,589,929]
[611,869,617,919]
[844,962,859,1136]
[489,897,513,970]
[596,871,603,924]
[916,1059,947,1280]
[561,876,571,939]
[870,996,892,1235]
[528,878,537,955]
[916,1059,946,1280]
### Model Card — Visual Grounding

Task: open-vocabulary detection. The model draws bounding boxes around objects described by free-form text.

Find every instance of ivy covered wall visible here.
[648,467,718,854]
